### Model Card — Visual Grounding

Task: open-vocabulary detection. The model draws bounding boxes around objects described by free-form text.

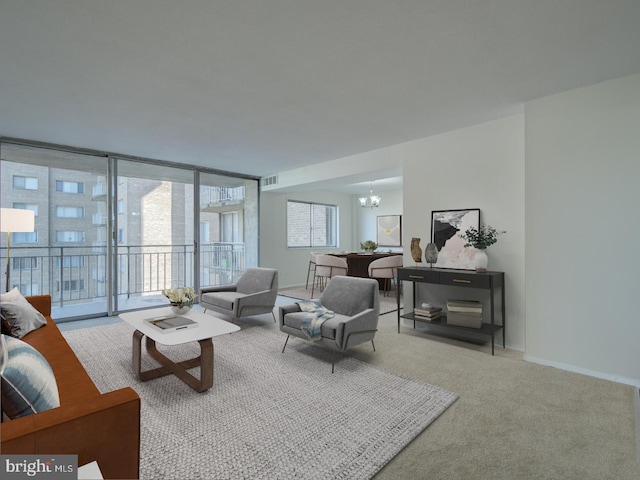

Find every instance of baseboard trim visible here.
[635,387,640,465]
[523,354,640,388]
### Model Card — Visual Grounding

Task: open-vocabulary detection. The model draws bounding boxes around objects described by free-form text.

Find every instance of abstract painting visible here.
[431,209,480,270]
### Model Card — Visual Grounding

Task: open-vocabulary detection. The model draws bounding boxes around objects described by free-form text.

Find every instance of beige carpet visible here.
[279,286,402,315]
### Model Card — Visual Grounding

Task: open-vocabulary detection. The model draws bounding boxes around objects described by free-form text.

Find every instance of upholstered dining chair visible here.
[311,254,348,297]
[200,267,278,323]
[368,255,403,299]
[305,252,319,289]
[279,275,380,372]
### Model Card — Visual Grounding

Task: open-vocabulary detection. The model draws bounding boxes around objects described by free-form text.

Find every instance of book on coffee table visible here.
[145,314,198,333]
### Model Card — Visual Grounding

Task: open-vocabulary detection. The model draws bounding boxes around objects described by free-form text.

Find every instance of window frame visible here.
[286,200,338,248]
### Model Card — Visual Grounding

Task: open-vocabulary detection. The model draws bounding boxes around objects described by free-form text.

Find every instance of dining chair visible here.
[311,254,348,298]
[367,255,403,299]
[305,252,319,290]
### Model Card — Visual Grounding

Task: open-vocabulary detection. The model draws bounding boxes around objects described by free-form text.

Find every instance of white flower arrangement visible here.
[162,286,197,307]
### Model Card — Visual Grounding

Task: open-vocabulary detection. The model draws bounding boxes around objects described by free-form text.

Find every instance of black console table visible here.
[396,267,505,355]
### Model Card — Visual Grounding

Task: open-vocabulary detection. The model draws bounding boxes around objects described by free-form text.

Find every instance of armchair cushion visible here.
[202,291,245,310]
[282,311,346,341]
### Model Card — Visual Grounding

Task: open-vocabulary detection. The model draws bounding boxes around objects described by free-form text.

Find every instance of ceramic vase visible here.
[410,238,422,264]
[171,304,192,315]
[425,242,438,266]
[474,250,488,272]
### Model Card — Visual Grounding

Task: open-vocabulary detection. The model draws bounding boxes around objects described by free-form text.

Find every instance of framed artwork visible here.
[430,208,480,270]
[377,215,402,247]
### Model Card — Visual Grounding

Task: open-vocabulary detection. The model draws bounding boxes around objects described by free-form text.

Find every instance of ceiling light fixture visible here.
[358,181,381,208]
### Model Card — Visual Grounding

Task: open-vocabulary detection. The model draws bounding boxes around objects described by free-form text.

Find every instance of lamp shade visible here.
[1,208,35,233]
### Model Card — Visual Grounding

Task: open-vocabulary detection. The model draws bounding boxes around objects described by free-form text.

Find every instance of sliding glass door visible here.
[114,160,195,312]
[0,143,108,319]
[1,139,260,321]
[199,172,259,287]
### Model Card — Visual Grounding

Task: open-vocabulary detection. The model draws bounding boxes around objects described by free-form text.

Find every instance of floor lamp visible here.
[1,208,35,293]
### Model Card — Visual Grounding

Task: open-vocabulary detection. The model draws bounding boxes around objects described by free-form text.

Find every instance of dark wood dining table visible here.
[327,252,402,278]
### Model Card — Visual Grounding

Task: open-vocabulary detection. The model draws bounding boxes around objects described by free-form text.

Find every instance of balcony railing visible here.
[0,242,246,319]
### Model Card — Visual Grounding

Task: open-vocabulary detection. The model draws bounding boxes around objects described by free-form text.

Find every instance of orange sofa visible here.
[1,295,140,480]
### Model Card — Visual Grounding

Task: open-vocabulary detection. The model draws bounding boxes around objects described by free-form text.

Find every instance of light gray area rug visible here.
[279,287,401,315]
[63,322,456,480]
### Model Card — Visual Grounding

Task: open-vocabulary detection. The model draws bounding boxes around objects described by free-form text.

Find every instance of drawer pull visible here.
[453,279,472,284]
[408,275,424,279]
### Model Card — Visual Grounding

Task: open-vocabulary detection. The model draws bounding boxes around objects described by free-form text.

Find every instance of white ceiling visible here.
[1,1,640,191]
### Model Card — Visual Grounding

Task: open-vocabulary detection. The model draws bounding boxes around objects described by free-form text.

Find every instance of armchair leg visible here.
[371,340,376,352]
[331,350,335,374]
[281,335,290,353]
[271,311,276,323]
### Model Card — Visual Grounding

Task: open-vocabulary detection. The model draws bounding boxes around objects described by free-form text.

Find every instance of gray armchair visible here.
[200,267,278,322]
[279,275,380,372]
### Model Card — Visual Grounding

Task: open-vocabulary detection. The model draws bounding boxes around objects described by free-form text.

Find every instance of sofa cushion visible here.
[0,334,60,419]
[0,288,47,338]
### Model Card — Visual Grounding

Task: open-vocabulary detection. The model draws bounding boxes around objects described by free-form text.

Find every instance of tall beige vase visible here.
[410,237,423,264]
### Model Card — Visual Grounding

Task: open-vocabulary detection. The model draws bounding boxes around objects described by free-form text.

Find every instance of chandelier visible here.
[358,181,381,208]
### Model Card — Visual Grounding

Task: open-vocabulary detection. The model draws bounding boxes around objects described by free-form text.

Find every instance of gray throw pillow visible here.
[0,288,47,339]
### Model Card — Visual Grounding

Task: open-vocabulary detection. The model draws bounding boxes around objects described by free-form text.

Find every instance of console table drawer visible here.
[398,268,440,283]
[439,272,491,289]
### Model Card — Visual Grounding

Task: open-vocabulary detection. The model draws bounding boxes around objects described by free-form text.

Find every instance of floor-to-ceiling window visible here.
[1,140,259,321]
[0,143,108,319]
[199,172,259,287]
[113,160,196,312]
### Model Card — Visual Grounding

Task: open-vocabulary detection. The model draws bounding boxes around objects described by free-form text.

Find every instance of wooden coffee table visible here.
[120,307,240,392]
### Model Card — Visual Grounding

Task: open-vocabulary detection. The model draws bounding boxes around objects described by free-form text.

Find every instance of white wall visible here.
[260,190,356,289]
[524,73,640,386]
[395,115,525,350]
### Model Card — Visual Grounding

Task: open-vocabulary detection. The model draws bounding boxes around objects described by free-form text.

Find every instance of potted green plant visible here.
[360,240,378,253]
[459,224,505,272]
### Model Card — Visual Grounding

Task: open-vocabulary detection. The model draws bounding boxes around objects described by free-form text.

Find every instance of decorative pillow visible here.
[0,334,60,419]
[0,288,46,338]
[1,312,12,336]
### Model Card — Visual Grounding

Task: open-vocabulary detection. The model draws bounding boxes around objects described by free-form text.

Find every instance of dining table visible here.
[327,252,403,279]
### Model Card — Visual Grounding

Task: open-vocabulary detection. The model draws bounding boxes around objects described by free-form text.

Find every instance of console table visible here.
[396,267,505,355]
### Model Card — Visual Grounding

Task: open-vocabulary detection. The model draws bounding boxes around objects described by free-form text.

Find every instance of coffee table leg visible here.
[198,338,214,391]
[131,330,214,392]
[132,330,145,381]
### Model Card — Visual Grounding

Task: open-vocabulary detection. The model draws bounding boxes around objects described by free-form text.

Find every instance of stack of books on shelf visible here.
[413,305,442,321]
[446,300,483,328]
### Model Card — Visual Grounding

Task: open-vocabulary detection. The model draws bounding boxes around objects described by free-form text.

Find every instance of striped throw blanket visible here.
[296,300,334,342]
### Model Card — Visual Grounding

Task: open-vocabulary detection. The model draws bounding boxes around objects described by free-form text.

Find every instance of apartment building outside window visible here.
[13,175,38,190]
[13,257,38,269]
[56,231,86,243]
[56,206,85,218]
[13,203,38,215]
[12,231,38,243]
[56,180,84,193]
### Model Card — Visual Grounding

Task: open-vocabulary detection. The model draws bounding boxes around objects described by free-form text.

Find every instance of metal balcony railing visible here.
[0,242,246,319]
